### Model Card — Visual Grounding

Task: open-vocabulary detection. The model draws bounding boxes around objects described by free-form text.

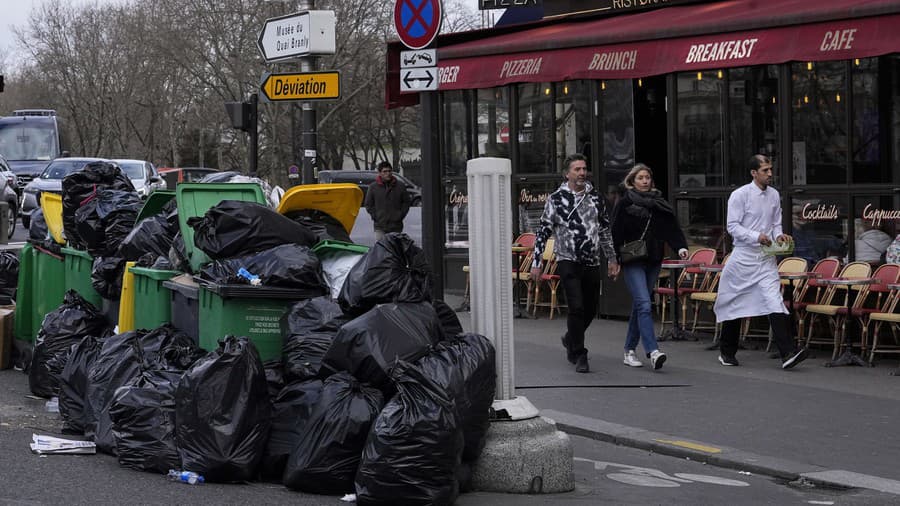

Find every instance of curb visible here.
[540,409,900,494]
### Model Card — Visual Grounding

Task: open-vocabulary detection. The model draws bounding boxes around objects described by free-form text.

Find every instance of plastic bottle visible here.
[167,469,205,485]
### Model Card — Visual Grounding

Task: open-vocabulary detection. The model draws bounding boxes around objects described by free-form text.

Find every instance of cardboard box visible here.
[0,305,15,370]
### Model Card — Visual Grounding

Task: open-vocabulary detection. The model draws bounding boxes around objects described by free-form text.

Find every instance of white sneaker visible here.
[650,350,667,370]
[623,350,643,367]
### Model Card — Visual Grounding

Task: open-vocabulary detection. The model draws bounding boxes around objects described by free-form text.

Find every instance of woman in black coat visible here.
[611,164,689,371]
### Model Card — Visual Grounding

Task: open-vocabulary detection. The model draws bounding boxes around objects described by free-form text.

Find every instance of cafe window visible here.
[791,61,848,185]
[676,70,725,188]
[675,197,727,258]
[516,82,555,174]
[441,90,474,178]
[728,65,779,186]
[445,179,469,248]
[891,56,900,181]
[852,58,883,184]
[852,195,898,263]
[516,180,560,235]
[476,87,510,159]
[600,79,635,195]
[791,197,848,266]
[553,81,592,173]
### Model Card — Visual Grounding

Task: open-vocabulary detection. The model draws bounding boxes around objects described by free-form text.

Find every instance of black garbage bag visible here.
[91,256,126,300]
[58,335,106,434]
[264,359,285,401]
[110,369,184,473]
[338,233,433,316]
[198,244,327,292]
[0,250,19,299]
[29,291,111,398]
[284,209,352,244]
[62,161,135,250]
[260,378,324,482]
[117,214,177,261]
[283,372,384,494]
[75,189,142,256]
[432,300,463,338]
[168,232,191,273]
[355,361,462,506]
[321,302,443,392]
[156,326,207,371]
[28,208,50,242]
[281,297,348,383]
[175,336,272,483]
[187,200,318,260]
[85,325,191,454]
[415,333,496,462]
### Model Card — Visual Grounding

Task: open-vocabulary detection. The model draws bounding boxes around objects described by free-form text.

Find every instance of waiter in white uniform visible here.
[714,154,809,369]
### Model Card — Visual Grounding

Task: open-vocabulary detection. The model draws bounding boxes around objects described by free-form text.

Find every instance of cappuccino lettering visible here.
[862,203,900,227]
[685,38,758,64]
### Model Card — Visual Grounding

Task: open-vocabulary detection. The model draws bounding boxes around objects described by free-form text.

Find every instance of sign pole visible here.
[299,0,316,185]
[249,93,259,177]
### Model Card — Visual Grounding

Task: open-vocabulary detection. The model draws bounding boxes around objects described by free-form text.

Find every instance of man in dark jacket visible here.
[364,161,411,239]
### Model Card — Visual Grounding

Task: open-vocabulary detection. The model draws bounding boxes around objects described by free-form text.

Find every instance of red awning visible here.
[386,0,900,108]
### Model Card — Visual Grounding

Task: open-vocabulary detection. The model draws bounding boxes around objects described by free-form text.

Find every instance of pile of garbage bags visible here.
[25,232,495,504]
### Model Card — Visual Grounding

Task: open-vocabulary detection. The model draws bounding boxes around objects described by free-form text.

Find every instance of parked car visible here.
[0,109,70,187]
[316,169,422,206]
[20,157,106,229]
[0,153,21,203]
[112,159,166,197]
[158,166,218,189]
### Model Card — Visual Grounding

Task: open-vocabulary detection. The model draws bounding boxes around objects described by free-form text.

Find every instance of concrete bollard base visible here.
[471,415,575,494]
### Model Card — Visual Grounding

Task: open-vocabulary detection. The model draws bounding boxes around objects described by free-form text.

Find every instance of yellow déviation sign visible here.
[260,71,341,101]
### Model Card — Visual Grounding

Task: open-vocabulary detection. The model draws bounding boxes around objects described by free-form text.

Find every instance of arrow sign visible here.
[257,11,336,62]
[399,67,437,92]
[260,71,341,102]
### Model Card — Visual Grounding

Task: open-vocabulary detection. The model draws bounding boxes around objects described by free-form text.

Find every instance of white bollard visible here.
[467,157,574,494]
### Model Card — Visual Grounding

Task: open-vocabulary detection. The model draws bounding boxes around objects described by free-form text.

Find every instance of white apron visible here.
[714,245,787,322]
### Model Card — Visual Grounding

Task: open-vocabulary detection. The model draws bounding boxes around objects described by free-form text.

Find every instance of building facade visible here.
[387,0,900,315]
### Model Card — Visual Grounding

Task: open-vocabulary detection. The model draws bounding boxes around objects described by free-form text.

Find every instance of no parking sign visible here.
[394,0,442,50]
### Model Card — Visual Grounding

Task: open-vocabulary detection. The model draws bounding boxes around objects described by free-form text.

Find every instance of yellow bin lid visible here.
[40,192,66,245]
[276,183,363,234]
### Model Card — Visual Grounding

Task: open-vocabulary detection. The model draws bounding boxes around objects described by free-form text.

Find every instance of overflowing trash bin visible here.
[15,176,499,502]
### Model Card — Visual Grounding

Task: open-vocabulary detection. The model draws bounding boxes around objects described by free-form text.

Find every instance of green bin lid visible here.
[136,190,176,222]
[61,246,92,260]
[312,240,369,257]
[129,266,180,281]
[175,183,267,273]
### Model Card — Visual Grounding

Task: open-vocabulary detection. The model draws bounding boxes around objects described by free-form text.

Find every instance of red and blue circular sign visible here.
[394,0,442,50]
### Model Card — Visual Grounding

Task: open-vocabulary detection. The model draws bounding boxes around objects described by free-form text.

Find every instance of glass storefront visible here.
[435,55,900,298]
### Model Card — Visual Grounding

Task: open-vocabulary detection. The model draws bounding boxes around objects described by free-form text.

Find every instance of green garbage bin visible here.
[62,247,102,307]
[129,266,178,330]
[14,243,35,342]
[197,283,325,362]
[32,246,66,335]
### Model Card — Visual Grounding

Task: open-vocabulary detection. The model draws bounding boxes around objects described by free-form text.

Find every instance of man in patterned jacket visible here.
[531,154,620,373]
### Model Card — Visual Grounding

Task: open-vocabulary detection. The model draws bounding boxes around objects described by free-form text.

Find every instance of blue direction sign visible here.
[394,0,442,50]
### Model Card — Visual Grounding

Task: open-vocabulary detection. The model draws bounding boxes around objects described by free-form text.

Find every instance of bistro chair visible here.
[803,261,872,359]
[689,253,731,340]
[532,239,565,319]
[523,237,554,313]
[866,274,900,364]
[845,263,900,361]
[794,257,842,341]
[655,247,717,336]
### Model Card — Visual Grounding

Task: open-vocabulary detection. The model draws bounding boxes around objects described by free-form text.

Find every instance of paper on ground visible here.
[30,434,96,455]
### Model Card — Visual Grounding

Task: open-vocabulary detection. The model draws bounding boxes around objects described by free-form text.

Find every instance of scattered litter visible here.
[45,397,59,413]
[24,395,43,400]
[167,469,205,485]
[340,494,356,502]
[738,471,752,476]
[30,434,96,454]
[807,501,834,505]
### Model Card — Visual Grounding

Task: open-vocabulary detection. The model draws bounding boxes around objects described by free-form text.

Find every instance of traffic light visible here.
[0,75,4,93]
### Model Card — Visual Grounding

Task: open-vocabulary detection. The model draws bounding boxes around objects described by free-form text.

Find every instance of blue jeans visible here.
[623,261,662,355]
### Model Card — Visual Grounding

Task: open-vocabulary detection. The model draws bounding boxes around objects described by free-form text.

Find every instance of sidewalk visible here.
[448,295,900,495]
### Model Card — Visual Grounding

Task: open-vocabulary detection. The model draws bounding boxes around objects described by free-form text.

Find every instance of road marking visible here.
[607,473,681,487]
[674,473,751,486]
[654,439,723,453]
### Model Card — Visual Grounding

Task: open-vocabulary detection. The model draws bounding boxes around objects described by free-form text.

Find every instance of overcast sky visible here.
[1,0,122,65]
